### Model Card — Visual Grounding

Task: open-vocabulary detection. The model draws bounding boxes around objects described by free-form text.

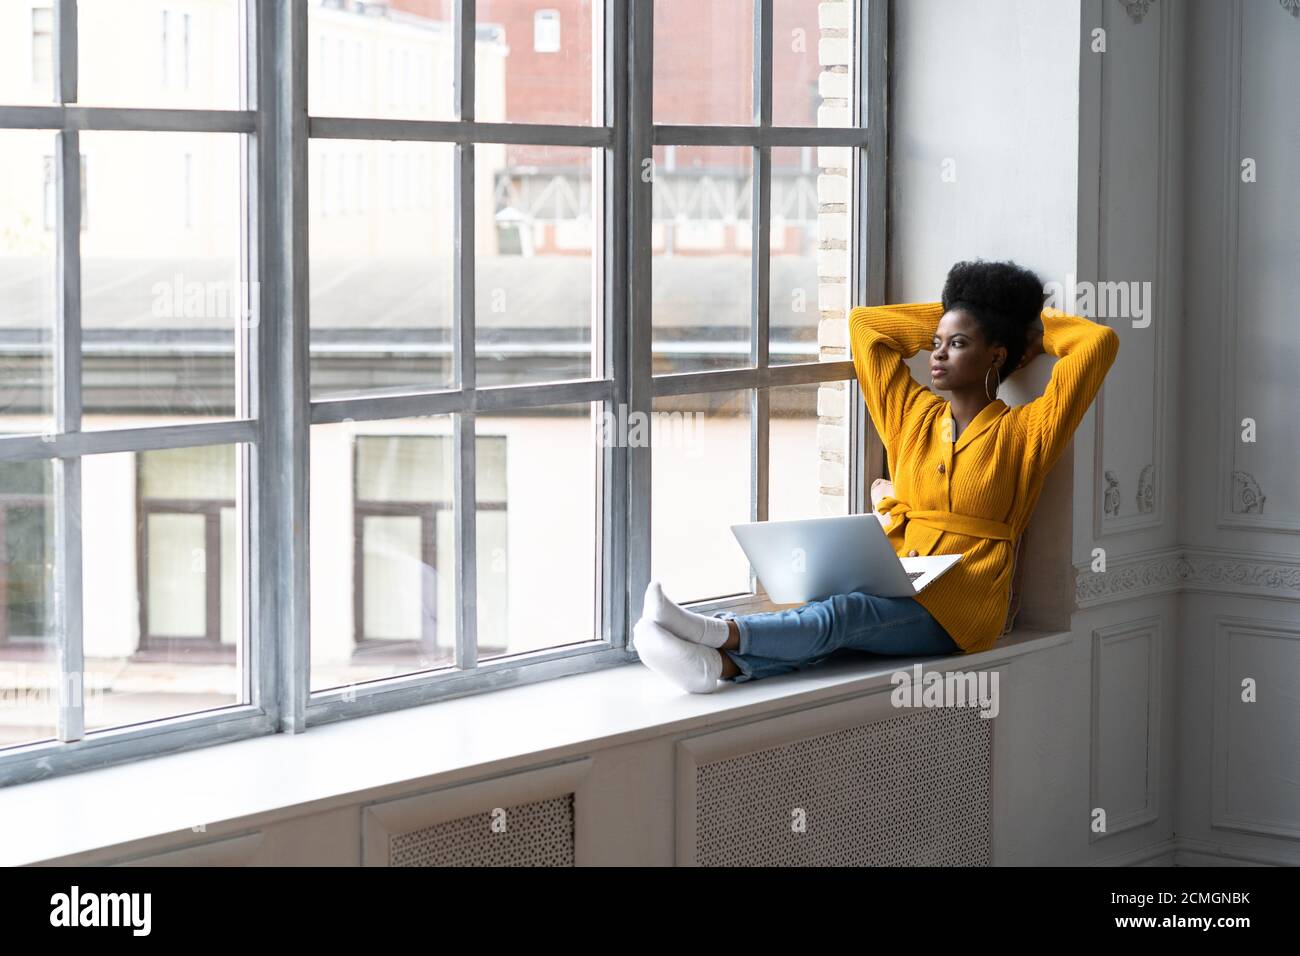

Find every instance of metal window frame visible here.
[0,0,274,788]
[628,0,886,624]
[303,0,630,726]
[0,0,884,787]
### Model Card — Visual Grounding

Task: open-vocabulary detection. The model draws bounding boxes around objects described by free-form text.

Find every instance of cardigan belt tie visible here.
[875,495,1014,542]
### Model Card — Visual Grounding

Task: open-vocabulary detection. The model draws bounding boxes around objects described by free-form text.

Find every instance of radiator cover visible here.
[389,793,576,867]
[686,705,993,866]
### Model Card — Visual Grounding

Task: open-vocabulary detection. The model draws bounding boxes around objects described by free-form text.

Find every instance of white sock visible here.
[644,580,731,649]
[633,618,722,694]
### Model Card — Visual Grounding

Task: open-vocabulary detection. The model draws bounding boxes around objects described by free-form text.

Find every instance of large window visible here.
[0,0,882,785]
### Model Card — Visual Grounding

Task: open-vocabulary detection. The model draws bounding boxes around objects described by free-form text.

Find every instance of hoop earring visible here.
[985,365,1000,401]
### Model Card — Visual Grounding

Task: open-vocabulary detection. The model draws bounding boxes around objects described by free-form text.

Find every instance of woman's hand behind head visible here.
[1016,325,1044,370]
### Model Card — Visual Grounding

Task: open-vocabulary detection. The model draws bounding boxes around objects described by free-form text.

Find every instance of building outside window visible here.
[0,460,52,651]
[352,434,508,665]
[534,9,561,53]
[135,445,238,659]
[161,9,192,91]
[31,6,54,87]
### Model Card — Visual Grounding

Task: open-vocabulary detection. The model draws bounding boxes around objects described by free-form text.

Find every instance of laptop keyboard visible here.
[905,569,926,581]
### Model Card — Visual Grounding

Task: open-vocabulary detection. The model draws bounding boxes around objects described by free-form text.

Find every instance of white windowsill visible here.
[0,626,1071,866]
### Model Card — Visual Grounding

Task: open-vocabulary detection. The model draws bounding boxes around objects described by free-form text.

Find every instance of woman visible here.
[635,258,1120,694]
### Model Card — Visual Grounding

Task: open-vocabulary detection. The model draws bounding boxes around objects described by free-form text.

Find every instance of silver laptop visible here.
[730,513,963,604]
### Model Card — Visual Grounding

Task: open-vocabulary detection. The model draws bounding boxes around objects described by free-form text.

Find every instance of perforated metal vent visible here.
[694,707,992,865]
[389,793,575,867]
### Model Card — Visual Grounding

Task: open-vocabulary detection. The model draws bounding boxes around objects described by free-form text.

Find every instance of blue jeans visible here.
[713,592,960,683]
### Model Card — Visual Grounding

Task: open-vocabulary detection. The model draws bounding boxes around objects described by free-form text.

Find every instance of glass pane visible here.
[651,389,751,601]
[477,1,597,124]
[308,0,455,121]
[0,458,57,750]
[310,416,457,692]
[361,515,424,640]
[653,0,753,125]
[0,5,56,105]
[220,505,237,646]
[140,443,236,498]
[652,145,752,372]
[476,403,596,661]
[78,0,243,110]
[146,513,208,637]
[80,130,244,430]
[81,444,245,734]
[768,381,849,523]
[309,139,455,401]
[0,130,57,438]
[476,143,596,387]
[356,434,453,502]
[770,145,851,366]
[772,0,853,127]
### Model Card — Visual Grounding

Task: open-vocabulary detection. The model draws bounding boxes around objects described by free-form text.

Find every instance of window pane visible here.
[81,444,245,734]
[362,515,424,639]
[135,445,239,650]
[476,402,596,660]
[652,145,752,372]
[78,0,243,110]
[0,5,56,105]
[0,459,57,750]
[772,0,853,128]
[146,513,208,636]
[477,1,597,124]
[768,382,849,523]
[310,416,458,692]
[770,145,851,366]
[476,143,596,387]
[309,0,455,121]
[651,389,751,601]
[79,131,244,429]
[653,0,753,125]
[310,139,455,401]
[0,130,57,438]
[140,443,236,498]
[355,434,453,502]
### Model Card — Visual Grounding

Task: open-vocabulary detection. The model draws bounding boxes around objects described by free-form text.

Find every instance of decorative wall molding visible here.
[1119,0,1155,24]
[1076,548,1184,604]
[1075,546,1300,605]
[1212,618,1300,840]
[1095,462,1158,517]
[1095,0,1169,538]
[1089,618,1163,841]
[1180,551,1300,596]
[1230,470,1267,514]
[1215,0,1243,534]
[1282,0,1300,20]
[1137,463,1154,513]
[1216,1,1300,534]
[1103,470,1122,516]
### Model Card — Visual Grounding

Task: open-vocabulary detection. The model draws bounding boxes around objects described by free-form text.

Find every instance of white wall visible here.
[1176,0,1300,864]
[888,0,1081,293]
[886,0,1184,863]
[888,0,1083,637]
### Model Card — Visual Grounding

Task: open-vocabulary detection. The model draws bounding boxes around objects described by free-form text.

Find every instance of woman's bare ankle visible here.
[722,620,740,651]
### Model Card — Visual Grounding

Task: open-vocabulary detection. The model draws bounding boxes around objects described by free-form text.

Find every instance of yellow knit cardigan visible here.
[848,301,1120,654]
